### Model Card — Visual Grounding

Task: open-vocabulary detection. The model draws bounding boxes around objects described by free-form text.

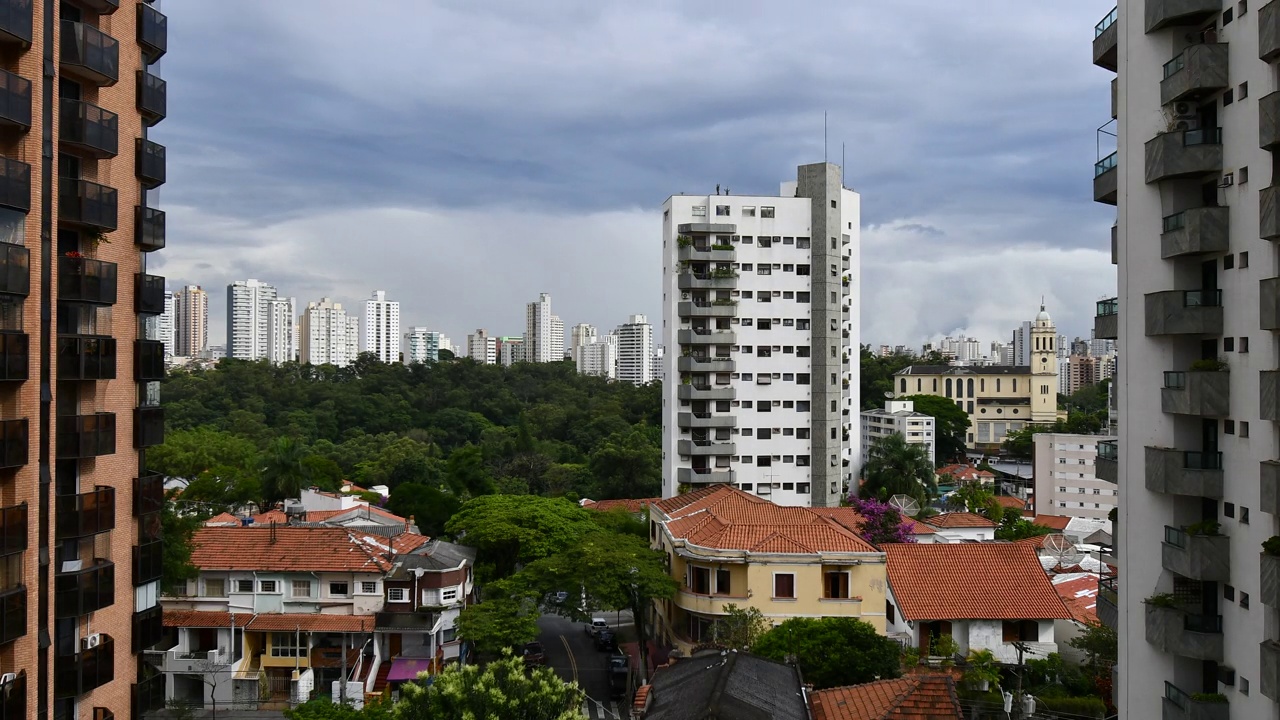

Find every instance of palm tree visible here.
[859,434,935,504]
[261,437,311,508]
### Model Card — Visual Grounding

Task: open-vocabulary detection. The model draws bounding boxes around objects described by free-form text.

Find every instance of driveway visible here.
[536,614,630,720]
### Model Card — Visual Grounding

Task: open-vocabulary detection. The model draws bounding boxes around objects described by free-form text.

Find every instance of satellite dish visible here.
[1042,534,1084,569]
[884,391,894,399]
[888,494,920,517]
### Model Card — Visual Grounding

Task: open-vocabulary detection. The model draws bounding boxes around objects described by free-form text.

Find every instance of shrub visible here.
[1190,693,1229,703]
[1186,520,1221,536]
[1143,593,1177,608]
[1264,536,1280,557]
[1036,695,1106,718]
[1189,358,1228,372]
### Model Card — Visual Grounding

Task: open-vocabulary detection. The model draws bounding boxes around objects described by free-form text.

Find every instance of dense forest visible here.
[153,355,661,537]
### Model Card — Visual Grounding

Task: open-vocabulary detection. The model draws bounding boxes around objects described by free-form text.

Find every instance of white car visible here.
[585,618,608,637]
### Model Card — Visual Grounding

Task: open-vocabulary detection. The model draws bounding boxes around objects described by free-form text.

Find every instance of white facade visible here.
[525,293,564,362]
[498,336,525,366]
[860,400,935,467]
[662,163,858,509]
[466,329,496,365]
[615,314,654,385]
[578,333,618,379]
[1031,433,1117,524]
[404,327,449,364]
[300,298,359,367]
[174,284,208,358]
[570,323,597,366]
[362,290,401,363]
[1011,320,1033,366]
[157,290,176,358]
[265,297,297,365]
[226,279,278,361]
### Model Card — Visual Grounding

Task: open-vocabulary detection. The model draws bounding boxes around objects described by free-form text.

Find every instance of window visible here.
[796,264,810,276]
[759,237,772,248]
[236,579,253,593]
[797,427,810,438]
[388,587,408,603]
[716,205,730,216]
[797,295,810,306]
[1242,677,1251,696]
[758,428,772,440]
[1226,420,1235,434]
[1242,251,1250,268]
[260,580,278,593]
[442,628,457,643]
[1224,337,1234,352]
[823,571,850,599]
[1242,591,1251,609]
[1240,81,1249,99]
[1243,507,1251,524]
[692,205,706,216]
[1241,166,1250,184]
[740,264,753,272]
[1242,421,1250,437]
[1224,255,1235,270]
[361,581,377,594]
[292,580,312,598]
[797,455,810,467]
[761,206,775,218]
[758,319,772,330]
[329,582,349,597]
[204,578,226,598]
[773,573,796,599]
[757,265,772,275]
[442,587,459,603]
[758,456,772,467]
[797,374,810,385]
[742,206,756,217]
[1241,337,1250,353]
[1001,620,1039,642]
[271,632,303,658]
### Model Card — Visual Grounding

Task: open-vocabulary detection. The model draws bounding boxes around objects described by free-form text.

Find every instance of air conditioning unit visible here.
[82,633,101,649]
[1219,172,1235,188]
[0,673,14,685]
[1174,117,1200,132]
[1173,101,1198,119]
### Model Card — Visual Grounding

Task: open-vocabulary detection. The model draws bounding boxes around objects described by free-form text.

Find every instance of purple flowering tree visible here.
[849,497,917,545]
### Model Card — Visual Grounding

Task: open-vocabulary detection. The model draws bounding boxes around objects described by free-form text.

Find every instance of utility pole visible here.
[1011,641,1029,719]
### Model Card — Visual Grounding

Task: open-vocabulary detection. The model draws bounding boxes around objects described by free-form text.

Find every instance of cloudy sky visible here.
[152,0,1117,351]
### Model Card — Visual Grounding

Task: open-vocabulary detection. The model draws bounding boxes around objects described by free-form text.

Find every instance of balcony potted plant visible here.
[962,649,1000,692]
[677,235,693,248]
[1143,592,1177,608]
[928,634,959,669]
[1188,358,1228,372]
[1185,520,1221,536]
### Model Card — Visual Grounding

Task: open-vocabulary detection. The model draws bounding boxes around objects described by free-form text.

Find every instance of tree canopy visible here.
[444,494,600,581]
[859,433,936,505]
[393,651,585,720]
[900,394,969,464]
[752,617,902,690]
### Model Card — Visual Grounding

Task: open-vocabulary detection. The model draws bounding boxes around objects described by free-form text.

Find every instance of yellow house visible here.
[649,485,888,654]
[893,306,1059,451]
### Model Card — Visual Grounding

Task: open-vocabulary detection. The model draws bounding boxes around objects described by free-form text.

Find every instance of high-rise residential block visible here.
[299,298,359,367]
[578,333,618,379]
[497,336,525,366]
[662,163,859,508]
[860,400,936,467]
[570,322,597,365]
[156,289,175,358]
[0,1,176,716]
[525,292,564,362]
[1067,353,1100,395]
[226,278,278,360]
[403,327,450,364]
[173,284,207,358]
[265,297,297,365]
[1011,320,1034,366]
[363,289,400,363]
[1032,432,1118,523]
[466,329,496,365]
[616,314,654,385]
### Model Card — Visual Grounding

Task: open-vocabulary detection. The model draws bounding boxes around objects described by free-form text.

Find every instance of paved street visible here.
[536,613,631,720]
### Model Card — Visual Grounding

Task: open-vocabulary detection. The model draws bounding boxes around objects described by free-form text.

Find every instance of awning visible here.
[387,658,435,682]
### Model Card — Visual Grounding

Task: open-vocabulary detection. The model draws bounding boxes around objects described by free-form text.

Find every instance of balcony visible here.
[135,339,164,381]
[0,158,28,216]
[1144,446,1223,498]
[59,99,117,158]
[135,206,164,251]
[677,271,738,291]
[677,384,735,402]
[0,503,21,556]
[1265,461,1280,516]
[134,272,164,315]
[0,671,22,719]
[133,668,166,718]
[678,329,736,345]
[1093,7,1118,71]
[1097,576,1117,630]
[145,648,231,675]
[1265,279,1280,332]
[1094,298,1118,340]
[59,21,118,87]
[1163,682,1229,720]
[1265,639,1280,701]
[677,356,735,373]
[0,243,26,297]
[1162,370,1229,417]
[133,539,161,586]
[1161,44,1228,105]
[1161,207,1228,258]
[0,0,30,46]
[137,70,165,126]
[55,486,115,540]
[54,559,114,618]
[59,178,117,231]
[1264,553,1280,609]
[0,418,26,469]
[0,585,23,645]
[677,467,735,486]
[59,256,117,304]
[58,335,116,381]
[56,412,115,460]
[133,473,163,517]
[65,0,119,14]
[1094,153,1118,205]
[678,300,736,318]
[0,70,28,132]
[132,605,163,653]
[677,439,737,456]
[1263,0,1280,62]
[1096,440,1117,483]
[1145,129,1222,183]
[137,2,166,63]
[135,138,165,189]
[134,406,163,448]
[1162,525,1230,582]
[1261,370,1280,421]
[54,634,114,698]
[1145,290,1222,335]
[678,244,735,264]
[1264,186,1280,240]
[677,412,737,429]
[1145,0,1224,32]
[1145,604,1222,661]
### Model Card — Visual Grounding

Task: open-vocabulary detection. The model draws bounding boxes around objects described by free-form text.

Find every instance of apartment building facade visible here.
[661,163,859,509]
[525,292,564,363]
[173,284,206,358]
[1091,1,1277,714]
[0,1,175,718]
[299,298,359,368]
[226,279,279,361]
[362,290,400,364]
[570,322,596,365]
[403,327,449,364]
[465,329,495,365]
[578,332,618,379]
[860,399,936,467]
[265,296,297,365]
[1031,432,1118,523]
[616,313,654,385]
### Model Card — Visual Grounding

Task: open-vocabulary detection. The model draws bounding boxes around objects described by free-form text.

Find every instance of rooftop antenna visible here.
[824,112,828,162]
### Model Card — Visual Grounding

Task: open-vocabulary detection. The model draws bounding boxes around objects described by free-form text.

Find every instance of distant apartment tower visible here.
[616,314,654,384]
[300,298,359,367]
[1067,354,1099,395]
[363,290,401,363]
[156,290,176,358]
[861,400,936,467]
[526,292,565,362]
[662,162,859,508]
[404,327,450,363]
[173,284,208,357]
[1011,320,1034,366]
[652,345,665,382]
[226,278,279,360]
[1031,432,1116,523]
[579,334,618,379]
[265,297,298,364]
[467,329,497,365]
[498,336,525,366]
[571,323,597,365]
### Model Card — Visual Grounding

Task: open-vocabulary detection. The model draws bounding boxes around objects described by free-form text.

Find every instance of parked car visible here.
[522,641,546,666]
[553,590,569,604]
[585,618,609,637]
[607,653,629,698]
[595,628,617,652]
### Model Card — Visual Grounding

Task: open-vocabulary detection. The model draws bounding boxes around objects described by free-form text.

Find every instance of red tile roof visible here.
[656,486,880,554]
[204,512,241,526]
[809,507,936,537]
[993,496,1027,514]
[163,610,253,628]
[924,512,997,529]
[811,675,962,720]
[884,543,1072,621]
[1031,515,1071,531]
[936,465,995,482]
[584,498,659,514]
[1052,575,1099,625]
[190,526,421,574]
[162,609,375,633]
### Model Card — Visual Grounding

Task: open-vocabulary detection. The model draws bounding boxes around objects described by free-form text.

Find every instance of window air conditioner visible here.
[0,673,14,685]
[82,633,101,649]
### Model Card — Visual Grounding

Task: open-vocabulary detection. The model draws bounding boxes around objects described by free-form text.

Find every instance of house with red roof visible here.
[650,485,887,654]
[883,543,1073,664]
[811,674,963,720]
[921,512,998,542]
[935,463,996,486]
[808,506,938,544]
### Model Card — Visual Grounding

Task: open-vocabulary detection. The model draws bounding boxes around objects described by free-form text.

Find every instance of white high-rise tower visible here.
[226,278,278,360]
[526,293,565,362]
[363,290,401,363]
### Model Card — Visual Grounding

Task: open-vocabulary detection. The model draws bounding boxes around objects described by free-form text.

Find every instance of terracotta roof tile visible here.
[1052,575,1099,625]
[204,512,241,527]
[936,465,995,482]
[884,543,1072,621]
[190,526,421,574]
[812,675,962,720]
[163,610,253,628]
[657,486,880,554]
[247,613,375,633]
[924,512,997,529]
[993,496,1027,513]
[1031,514,1071,531]
[808,507,935,537]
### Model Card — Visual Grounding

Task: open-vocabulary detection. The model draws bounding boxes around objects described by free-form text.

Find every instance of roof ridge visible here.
[880,675,924,719]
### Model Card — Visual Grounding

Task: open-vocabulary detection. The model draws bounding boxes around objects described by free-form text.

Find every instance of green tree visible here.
[393,651,585,720]
[944,480,1004,525]
[386,483,462,538]
[261,436,312,507]
[161,491,203,595]
[860,433,935,504]
[1068,622,1117,679]
[859,347,924,411]
[901,394,969,463]
[752,617,902,689]
[301,455,344,491]
[445,445,496,498]
[148,427,260,483]
[444,495,599,580]
[586,428,661,499]
[454,579,541,658]
[711,604,770,651]
[286,697,392,719]
[995,514,1055,541]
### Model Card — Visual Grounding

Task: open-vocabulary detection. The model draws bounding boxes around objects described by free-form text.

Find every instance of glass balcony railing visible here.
[1183,128,1222,146]
[57,335,117,380]
[55,412,115,460]
[136,2,166,63]
[1184,451,1223,470]
[1096,297,1118,316]
[58,256,117,305]
[58,178,117,231]
[135,138,165,189]
[60,20,118,86]
[59,99,117,158]
[1098,440,1118,462]
[0,157,30,214]
[0,243,28,297]
[54,560,114,619]
[133,473,163,517]
[134,273,164,315]
[135,206,164,251]
[0,0,32,46]
[134,339,164,382]
[136,70,165,125]
[54,633,114,697]
[1094,152,1117,177]
[0,69,30,130]
[0,418,26,469]
[1095,7,1117,37]
[0,503,25,556]
[55,486,115,540]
